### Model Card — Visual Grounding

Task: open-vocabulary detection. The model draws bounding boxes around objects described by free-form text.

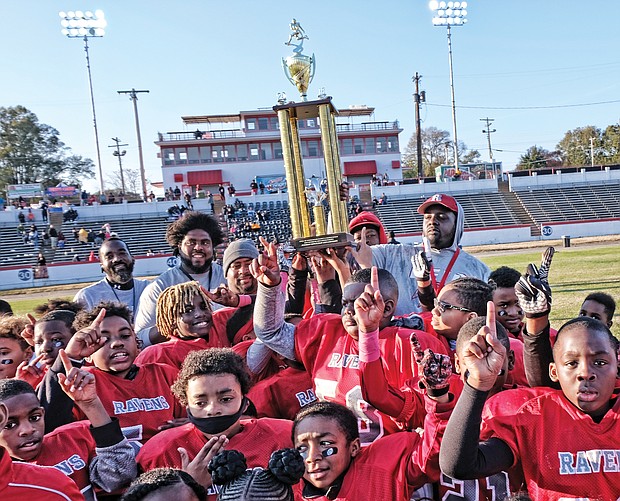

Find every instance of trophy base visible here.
[292,232,354,253]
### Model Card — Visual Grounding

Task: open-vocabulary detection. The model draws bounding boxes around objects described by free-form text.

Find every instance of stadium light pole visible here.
[59,10,107,194]
[429,1,468,175]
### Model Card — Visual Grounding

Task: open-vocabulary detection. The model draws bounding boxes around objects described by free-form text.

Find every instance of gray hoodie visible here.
[371,200,490,316]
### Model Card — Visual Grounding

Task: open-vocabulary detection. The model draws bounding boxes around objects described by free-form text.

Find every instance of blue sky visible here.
[2,1,619,192]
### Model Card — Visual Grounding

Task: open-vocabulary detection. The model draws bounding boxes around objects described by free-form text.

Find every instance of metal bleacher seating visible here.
[0,213,171,267]
[374,192,523,235]
[513,183,620,225]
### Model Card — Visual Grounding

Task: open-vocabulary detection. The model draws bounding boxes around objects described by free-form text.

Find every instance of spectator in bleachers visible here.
[387,230,400,245]
[17,211,25,225]
[134,212,225,347]
[48,224,58,249]
[356,193,490,316]
[73,238,150,315]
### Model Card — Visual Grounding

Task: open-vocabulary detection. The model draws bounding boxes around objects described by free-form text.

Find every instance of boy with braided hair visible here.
[136,281,249,370]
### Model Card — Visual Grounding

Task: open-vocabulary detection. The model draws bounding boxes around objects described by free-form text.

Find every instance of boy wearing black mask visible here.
[136,348,293,499]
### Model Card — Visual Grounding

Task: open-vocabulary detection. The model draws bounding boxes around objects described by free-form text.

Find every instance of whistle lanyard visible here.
[108,279,137,313]
[430,247,461,294]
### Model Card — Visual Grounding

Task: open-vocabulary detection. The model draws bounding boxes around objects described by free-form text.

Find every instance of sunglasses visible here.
[434,298,473,314]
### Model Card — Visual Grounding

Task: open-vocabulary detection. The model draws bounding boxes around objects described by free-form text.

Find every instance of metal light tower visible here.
[429,1,468,174]
[109,137,128,194]
[59,10,107,194]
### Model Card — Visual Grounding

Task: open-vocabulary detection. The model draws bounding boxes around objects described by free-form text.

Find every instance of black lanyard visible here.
[180,266,213,291]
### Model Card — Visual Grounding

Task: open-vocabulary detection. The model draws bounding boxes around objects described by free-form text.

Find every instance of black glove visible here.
[412,249,432,282]
[411,333,452,396]
[515,247,555,318]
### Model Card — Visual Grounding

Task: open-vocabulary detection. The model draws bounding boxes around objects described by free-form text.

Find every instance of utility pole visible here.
[589,137,595,166]
[108,137,128,194]
[118,88,149,200]
[412,73,425,177]
[481,117,496,162]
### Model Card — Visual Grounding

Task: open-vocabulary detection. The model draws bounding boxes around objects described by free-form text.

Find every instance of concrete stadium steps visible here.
[0,214,171,267]
[513,183,620,225]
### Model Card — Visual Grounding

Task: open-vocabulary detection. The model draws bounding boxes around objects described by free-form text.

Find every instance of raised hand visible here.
[309,252,336,284]
[15,353,45,387]
[202,284,239,308]
[64,308,107,360]
[320,247,352,287]
[411,333,452,393]
[349,227,372,269]
[354,266,385,333]
[515,247,555,318]
[250,236,281,287]
[179,435,228,488]
[461,302,506,392]
[20,313,37,347]
[57,350,98,404]
[412,248,432,283]
[290,252,307,272]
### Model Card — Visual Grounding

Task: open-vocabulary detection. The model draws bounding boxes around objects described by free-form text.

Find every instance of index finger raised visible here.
[90,308,106,328]
[370,266,379,292]
[27,313,36,325]
[58,349,73,373]
[485,301,497,338]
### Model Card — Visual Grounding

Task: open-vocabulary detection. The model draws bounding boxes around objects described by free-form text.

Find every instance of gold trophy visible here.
[276,19,352,252]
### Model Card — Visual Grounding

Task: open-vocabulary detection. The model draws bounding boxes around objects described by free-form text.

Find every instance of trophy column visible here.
[319,103,348,234]
[277,108,311,239]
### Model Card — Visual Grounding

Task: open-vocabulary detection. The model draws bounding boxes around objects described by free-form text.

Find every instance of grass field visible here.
[479,245,620,338]
[6,244,620,337]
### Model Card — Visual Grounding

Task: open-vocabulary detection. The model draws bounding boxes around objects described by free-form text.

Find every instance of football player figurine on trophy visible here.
[276,19,353,252]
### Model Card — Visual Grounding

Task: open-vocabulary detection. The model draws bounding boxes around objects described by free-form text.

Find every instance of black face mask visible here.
[187,397,248,435]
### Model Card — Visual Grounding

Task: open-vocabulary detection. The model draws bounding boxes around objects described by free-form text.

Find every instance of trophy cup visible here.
[276,19,353,252]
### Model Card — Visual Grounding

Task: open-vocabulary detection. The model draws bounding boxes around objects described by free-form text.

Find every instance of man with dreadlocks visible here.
[135,212,226,347]
[136,281,247,370]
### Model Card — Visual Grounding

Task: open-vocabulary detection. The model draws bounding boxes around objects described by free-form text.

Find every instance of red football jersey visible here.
[294,314,447,445]
[135,309,232,369]
[293,396,452,501]
[248,366,316,421]
[137,418,294,500]
[504,337,529,389]
[484,388,620,500]
[75,363,183,444]
[32,421,95,500]
[0,447,85,501]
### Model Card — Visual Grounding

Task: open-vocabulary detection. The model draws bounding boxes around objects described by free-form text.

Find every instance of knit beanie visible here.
[223,238,259,275]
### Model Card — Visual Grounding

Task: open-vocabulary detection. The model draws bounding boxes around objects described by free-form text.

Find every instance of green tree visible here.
[556,125,602,167]
[0,105,94,193]
[516,145,558,170]
[601,124,620,164]
[402,126,482,177]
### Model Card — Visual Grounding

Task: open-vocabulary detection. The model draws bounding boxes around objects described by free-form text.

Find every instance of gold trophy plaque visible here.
[277,20,352,252]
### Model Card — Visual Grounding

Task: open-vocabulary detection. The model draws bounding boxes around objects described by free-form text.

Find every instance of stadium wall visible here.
[539,218,620,240]
[0,254,177,291]
[508,166,620,191]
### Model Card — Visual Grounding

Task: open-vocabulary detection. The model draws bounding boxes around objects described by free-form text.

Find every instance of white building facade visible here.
[156,104,403,195]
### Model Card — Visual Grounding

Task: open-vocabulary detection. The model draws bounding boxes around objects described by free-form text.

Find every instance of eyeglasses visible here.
[434,298,473,314]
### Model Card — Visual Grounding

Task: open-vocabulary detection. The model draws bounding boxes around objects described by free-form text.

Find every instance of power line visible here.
[427,99,620,110]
